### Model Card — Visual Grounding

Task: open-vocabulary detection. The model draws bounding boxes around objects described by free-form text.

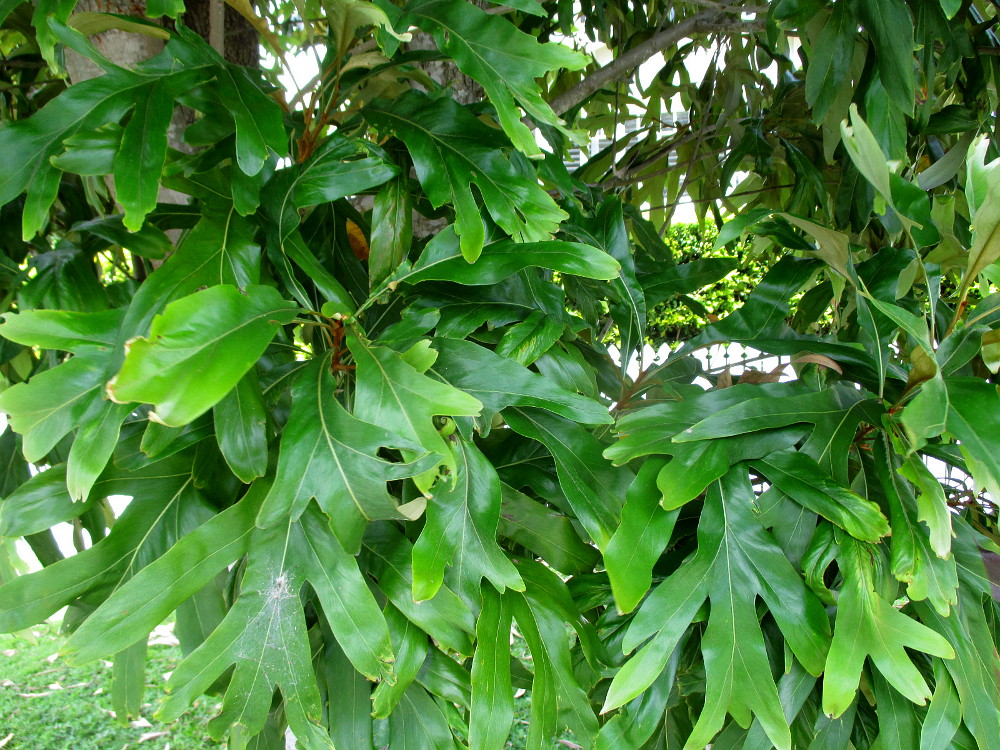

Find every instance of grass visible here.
[0,622,222,750]
[0,622,579,749]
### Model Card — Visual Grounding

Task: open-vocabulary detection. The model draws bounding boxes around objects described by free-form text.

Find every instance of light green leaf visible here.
[66,483,265,663]
[412,437,522,602]
[67,400,133,501]
[256,353,440,551]
[217,67,287,176]
[372,604,428,718]
[897,454,952,560]
[109,285,298,427]
[822,537,955,718]
[945,377,1000,499]
[404,0,587,156]
[608,469,830,750]
[365,91,568,260]
[157,520,334,748]
[920,662,961,750]
[0,307,124,352]
[0,347,108,462]
[959,136,1000,303]
[0,465,86,538]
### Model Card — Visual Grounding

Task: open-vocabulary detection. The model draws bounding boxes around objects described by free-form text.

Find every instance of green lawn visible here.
[0,622,224,750]
[0,622,575,749]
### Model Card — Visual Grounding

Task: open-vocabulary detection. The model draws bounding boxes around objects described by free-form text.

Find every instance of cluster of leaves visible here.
[0,1,998,750]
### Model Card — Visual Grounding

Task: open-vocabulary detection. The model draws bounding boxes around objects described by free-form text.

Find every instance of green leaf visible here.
[897,454,952,560]
[497,483,599,576]
[67,400,133,501]
[959,136,1000,303]
[0,307,124,352]
[512,568,599,747]
[74,214,172,259]
[504,406,628,549]
[294,505,396,682]
[641,257,738,307]
[349,333,482,490]
[365,91,568,260]
[856,0,915,115]
[608,469,830,750]
[0,466,207,631]
[945,377,1000,498]
[806,1,858,122]
[372,604,428,718]
[0,465,87,538]
[469,587,514,750]
[157,519,334,748]
[109,285,298,427]
[50,125,122,175]
[369,177,412,288]
[389,224,619,288]
[412,436,523,602]
[751,450,890,542]
[404,0,587,156]
[657,427,807,510]
[605,458,678,614]
[675,387,856,443]
[213,369,268,484]
[822,537,955,718]
[256,353,440,551]
[364,523,476,655]
[430,336,611,430]
[119,205,262,340]
[920,662,961,750]
[217,66,287,176]
[114,81,173,231]
[66,484,264,662]
[0,347,108,462]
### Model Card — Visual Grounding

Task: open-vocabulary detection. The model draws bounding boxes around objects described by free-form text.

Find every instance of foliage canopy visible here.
[0,0,999,748]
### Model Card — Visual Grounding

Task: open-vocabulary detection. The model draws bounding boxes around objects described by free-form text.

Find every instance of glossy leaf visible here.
[256,353,438,550]
[404,0,587,156]
[412,436,523,602]
[109,285,298,427]
[365,91,568,260]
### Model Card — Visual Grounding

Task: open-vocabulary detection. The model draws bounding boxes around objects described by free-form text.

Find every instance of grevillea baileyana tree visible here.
[0,0,999,748]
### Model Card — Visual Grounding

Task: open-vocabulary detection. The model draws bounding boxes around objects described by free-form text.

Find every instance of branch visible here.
[548,9,764,116]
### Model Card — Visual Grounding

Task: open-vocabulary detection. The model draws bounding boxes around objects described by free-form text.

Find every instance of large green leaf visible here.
[0,307,124,352]
[157,519,334,748]
[384,224,619,289]
[469,586,514,750]
[108,285,298,427]
[504,406,629,549]
[365,91,568,260]
[412,436,523,602]
[256,353,439,551]
[607,469,830,750]
[403,0,587,156]
[114,81,173,231]
[0,347,108,462]
[752,450,889,542]
[822,537,955,718]
[349,333,482,490]
[604,458,677,614]
[430,336,611,429]
[856,0,915,115]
